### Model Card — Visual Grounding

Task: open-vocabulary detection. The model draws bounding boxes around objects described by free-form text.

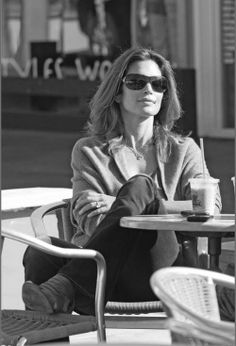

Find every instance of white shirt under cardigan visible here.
[70,135,222,268]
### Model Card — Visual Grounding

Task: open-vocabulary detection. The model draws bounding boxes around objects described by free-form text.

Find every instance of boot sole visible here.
[22,281,54,314]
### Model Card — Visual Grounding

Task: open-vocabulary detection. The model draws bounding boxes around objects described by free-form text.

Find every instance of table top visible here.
[2,187,72,211]
[1,187,72,219]
[120,214,235,233]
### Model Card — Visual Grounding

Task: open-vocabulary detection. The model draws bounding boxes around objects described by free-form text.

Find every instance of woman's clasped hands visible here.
[75,191,116,218]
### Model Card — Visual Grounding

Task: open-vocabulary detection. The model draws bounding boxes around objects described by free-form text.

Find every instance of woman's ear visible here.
[114,94,121,103]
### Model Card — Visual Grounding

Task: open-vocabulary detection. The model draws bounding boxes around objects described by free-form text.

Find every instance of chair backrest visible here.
[152,268,220,321]
[150,266,235,344]
[150,267,235,320]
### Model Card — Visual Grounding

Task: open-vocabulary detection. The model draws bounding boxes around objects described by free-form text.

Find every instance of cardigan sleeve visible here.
[70,140,107,238]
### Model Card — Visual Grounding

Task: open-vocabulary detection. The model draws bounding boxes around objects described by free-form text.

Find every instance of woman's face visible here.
[118,59,165,120]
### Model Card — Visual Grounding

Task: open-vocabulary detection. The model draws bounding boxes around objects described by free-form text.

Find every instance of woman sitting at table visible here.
[22,47,221,315]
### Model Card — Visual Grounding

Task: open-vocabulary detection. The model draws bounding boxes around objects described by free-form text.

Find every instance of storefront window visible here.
[220,0,235,128]
[2,0,196,134]
[2,0,190,79]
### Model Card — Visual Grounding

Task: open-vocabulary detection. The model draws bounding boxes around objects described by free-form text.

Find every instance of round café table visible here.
[120,214,235,270]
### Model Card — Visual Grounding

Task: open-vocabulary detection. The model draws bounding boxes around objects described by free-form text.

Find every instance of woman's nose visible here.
[143,82,153,93]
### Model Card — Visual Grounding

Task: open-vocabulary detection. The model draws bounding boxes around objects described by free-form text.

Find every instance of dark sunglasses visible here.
[122,74,167,93]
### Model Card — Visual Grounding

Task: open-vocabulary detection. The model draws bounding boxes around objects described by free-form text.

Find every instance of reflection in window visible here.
[135,0,179,66]
[75,0,131,58]
[48,0,131,59]
[48,0,89,54]
[136,0,170,59]
[2,0,189,79]
[2,0,22,58]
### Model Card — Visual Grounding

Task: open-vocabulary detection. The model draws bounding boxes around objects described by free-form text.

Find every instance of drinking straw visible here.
[200,138,206,178]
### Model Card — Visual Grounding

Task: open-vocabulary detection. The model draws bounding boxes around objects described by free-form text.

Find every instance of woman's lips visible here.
[139,98,155,103]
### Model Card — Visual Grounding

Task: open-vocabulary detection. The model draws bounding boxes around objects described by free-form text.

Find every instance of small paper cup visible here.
[189,178,219,215]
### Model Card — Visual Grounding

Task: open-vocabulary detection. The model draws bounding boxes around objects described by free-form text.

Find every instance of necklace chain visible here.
[126,146,144,160]
[124,139,154,160]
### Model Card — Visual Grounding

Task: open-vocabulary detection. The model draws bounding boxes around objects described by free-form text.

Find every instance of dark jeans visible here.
[23,175,183,314]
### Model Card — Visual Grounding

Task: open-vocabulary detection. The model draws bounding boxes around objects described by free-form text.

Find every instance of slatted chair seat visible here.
[1,310,97,346]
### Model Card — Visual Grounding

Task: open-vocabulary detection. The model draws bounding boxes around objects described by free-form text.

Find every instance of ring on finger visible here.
[96,201,100,208]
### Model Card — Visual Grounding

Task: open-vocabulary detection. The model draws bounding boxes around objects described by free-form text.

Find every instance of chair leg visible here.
[181,237,198,267]
[198,237,210,269]
[1,236,5,255]
[208,237,221,271]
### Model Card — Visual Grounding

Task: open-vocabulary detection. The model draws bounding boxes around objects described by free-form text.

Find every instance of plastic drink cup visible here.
[189,178,219,215]
[231,177,235,192]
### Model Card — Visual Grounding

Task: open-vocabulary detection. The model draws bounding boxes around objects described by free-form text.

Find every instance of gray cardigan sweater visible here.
[70,135,222,247]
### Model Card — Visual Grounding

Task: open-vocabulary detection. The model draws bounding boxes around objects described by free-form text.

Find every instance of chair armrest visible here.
[1,227,106,342]
[30,201,69,243]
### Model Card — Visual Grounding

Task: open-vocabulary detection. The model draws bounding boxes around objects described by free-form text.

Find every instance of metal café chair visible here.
[30,199,164,329]
[1,227,106,345]
[150,266,235,345]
